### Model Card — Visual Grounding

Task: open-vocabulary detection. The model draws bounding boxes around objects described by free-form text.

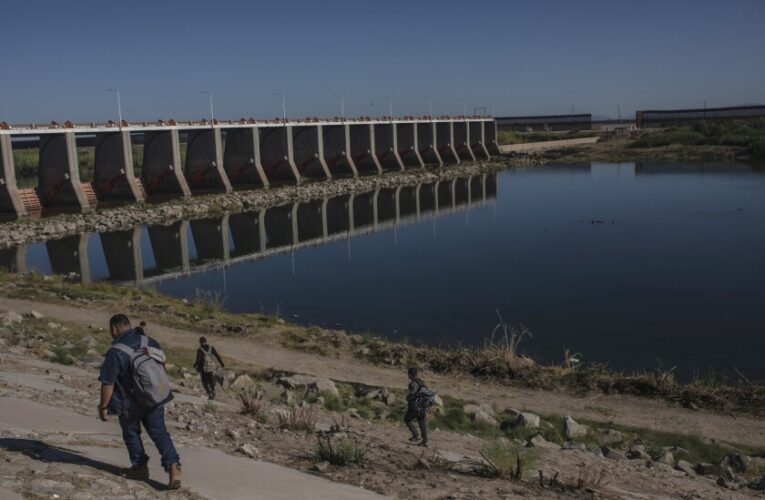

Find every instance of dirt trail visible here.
[2,297,763,449]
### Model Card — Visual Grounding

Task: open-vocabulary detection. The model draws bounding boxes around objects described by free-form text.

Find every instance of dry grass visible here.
[479,441,536,480]
[276,405,318,433]
[239,389,268,423]
[570,462,607,490]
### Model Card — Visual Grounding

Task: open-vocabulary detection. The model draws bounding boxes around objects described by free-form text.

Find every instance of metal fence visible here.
[636,105,765,128]
[496,114,592,131]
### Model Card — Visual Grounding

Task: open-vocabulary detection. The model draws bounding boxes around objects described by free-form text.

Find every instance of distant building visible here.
[636,105,765,128]
[496,114,592,132]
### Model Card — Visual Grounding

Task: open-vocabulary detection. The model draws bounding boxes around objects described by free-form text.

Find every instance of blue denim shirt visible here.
[98,329,173,416]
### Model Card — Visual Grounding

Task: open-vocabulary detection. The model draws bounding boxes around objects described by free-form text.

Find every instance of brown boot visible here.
[168,463,182,490]
[121,463,149,480]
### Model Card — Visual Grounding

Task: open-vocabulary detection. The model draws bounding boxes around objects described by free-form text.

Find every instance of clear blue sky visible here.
[1,0,763,122]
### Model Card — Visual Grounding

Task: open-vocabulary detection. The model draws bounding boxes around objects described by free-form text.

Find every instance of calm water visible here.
[4,163,765,379]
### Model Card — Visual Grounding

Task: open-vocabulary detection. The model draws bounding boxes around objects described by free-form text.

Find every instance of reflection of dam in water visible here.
[1,174,496,284]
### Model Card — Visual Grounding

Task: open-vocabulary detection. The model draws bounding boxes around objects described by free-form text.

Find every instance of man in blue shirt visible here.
[98,314,182,489]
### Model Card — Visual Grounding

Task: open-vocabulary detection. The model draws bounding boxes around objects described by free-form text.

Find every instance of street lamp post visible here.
[107,88,123,129]
[333,94,345,119]
[382,96,393,119]
[201,90,214,125]
[423,96,433,117]
[274,93,286,123]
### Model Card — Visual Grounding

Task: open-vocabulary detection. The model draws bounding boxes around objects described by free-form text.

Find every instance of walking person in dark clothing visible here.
[194,336,224,400]
[404,367,429,447]
[98,314,182,489]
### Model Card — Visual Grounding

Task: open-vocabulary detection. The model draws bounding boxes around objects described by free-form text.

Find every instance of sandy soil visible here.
[1,297,763,450]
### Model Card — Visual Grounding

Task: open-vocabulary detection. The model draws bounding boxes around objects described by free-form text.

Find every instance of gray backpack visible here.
[111,336,172,407]
[412,382,436,413]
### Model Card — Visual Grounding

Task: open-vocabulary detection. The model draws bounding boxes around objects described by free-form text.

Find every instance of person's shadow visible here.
[0,438,168,491]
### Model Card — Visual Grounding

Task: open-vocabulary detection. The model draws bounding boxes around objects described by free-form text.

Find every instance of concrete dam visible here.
[0,117,499,217]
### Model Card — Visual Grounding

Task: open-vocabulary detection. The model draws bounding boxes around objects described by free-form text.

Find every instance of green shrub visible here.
[481,440,538,480]
[315,434,367,465]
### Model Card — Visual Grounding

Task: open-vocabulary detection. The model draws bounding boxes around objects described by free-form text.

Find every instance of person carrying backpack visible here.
[98,314,181,489]
[404,367,435,447]
[193,336,224,400]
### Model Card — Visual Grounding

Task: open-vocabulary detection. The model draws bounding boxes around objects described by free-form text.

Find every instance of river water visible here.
[3,162,764,379]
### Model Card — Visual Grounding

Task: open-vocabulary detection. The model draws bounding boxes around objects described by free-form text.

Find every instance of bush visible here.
[315,434,367,465]
[276,405,318,433]
[239,390,268,423]
[480,440,537,480]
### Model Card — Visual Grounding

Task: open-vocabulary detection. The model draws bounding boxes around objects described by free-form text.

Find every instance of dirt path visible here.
[499,136,600,153]
[2,297,764,449]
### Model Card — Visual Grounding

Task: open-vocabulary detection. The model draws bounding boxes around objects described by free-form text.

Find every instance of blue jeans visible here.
[118,404,180,472]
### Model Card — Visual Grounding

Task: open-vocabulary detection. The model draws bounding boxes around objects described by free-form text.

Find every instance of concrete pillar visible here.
[454,177,469,206]
[452,121,475,162]
[470,175,483,202]
[0,245,27,273]
[372,123,404,171]
[46,234,91,283]
[100,227,143,283]
[415,184,421,217]
[38,132,90,209]
[190,216,229,263]
[185,128,232,192]
[93,131,143,202]
[372,187,380,228]
[297,199,325,243]
[396,185,417,221]
[259,126,301,185]
[326,194,352,235]
[264,203,296,249]
[349,124,382,175]
[0,135,27,216]
[348,194,356,231]
[436,122,460,164]
[352,190,375,230]
[228,211,264,258]
[416,122,443,166]
[322,124,358,178]
[223,127,269,188]
[142,130,191,197]
[396,123,424,168]
[437,179,452,210]
[418,182,436,215]
[469,121,490,160]
[148,220,190,273]
[292,126,331,180]
[484,121,501,156]
[377,187,397,223]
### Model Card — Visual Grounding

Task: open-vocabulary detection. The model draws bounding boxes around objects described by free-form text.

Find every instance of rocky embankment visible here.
[0,160,541,250]
[2,306,765,499]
